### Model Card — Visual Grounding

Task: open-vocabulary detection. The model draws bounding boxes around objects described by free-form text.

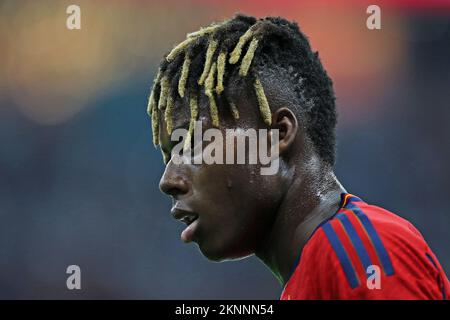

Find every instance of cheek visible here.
[193,163,275,222]
[192,164,239,210]
[192,164,280,257]
[194,164,258,201]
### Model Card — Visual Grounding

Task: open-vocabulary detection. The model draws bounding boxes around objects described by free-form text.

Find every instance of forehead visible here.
[160,95,211,132]
[158,95,209,150]
[159,91,263,137]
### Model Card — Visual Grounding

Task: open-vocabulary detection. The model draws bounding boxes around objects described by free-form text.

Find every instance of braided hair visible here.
[147,14,337,165]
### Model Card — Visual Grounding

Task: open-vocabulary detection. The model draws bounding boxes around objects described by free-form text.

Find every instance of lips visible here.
[171,205,199,243]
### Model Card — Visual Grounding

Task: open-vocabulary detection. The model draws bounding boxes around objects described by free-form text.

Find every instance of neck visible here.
[255,162,346,286]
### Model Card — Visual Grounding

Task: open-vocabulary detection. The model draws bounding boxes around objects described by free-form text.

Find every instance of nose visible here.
[159,166,190,198]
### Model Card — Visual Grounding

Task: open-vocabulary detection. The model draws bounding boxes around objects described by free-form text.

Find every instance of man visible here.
[146,14,449,299]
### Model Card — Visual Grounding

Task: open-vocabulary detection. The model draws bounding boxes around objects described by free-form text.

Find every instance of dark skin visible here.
[158,76,346,286]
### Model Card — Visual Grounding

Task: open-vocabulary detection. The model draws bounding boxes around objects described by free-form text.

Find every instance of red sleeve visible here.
[281,205,449,300]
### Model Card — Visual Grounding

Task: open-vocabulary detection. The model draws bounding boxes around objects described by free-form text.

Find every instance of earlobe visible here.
[271,107,298,155]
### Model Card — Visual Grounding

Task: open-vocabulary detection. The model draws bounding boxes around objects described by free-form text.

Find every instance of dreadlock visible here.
[147,14,337,165]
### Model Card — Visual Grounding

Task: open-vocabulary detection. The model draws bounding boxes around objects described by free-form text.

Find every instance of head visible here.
[147,14,336,261]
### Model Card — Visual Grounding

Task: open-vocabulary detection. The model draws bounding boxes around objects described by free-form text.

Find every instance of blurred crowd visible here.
[0,1,449,298]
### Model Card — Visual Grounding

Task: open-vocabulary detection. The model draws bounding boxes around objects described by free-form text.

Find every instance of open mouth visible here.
[171,206,200,243]
[171,207,198,224]
[180,214,198,226]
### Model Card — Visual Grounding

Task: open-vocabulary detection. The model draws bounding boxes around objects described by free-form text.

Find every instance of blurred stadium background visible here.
[0,0,449,299]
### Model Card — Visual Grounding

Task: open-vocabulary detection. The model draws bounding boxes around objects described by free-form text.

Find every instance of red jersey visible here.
[280,193,449,300]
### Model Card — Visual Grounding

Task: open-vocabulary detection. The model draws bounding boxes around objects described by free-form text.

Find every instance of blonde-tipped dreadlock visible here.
[205,62,219,127]
[178,57,191,97]
[215,51,226,94]
[184,93,199,151]
[147,85,157,117]
[158,76,169,110]
[254,77,272,126]
[239,38,259,76]
[229,24,257,64]
[168,22,222,63]
[151,101,160,146]
[164,92,175,134]
[148,68,163,146]
[187,23,220,38]
[198,39,218,85]
[166,37,196,62]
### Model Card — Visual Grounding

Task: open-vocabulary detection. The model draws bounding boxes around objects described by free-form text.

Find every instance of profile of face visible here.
[158,88,297,261]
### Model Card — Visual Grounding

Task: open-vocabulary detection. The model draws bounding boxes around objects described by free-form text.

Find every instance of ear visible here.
[271,107,298,155]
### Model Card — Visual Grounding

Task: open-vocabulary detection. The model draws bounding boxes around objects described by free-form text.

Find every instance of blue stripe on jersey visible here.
[336,212,373,276]
[347,202,395,276]
[322,222,360,289]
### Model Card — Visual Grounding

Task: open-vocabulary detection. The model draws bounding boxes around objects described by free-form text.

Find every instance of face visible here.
[158,95,285,261]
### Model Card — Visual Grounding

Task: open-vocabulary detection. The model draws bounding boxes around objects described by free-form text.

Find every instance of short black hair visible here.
[147,14,337,165]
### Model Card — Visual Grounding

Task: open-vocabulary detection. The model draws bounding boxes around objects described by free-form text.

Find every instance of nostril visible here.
[166,187,183,197]
[159,177,189,197]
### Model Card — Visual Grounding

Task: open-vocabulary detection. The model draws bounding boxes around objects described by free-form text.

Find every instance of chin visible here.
[197,239,254,262]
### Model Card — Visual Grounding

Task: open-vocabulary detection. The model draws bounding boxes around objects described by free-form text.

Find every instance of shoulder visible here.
[311,195,431,269]
[282,194,448,299]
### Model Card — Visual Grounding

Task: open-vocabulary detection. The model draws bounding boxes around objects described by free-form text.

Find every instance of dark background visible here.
[0,1,449,298]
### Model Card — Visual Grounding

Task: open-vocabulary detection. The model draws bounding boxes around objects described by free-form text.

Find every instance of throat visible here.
[255,174,345,286]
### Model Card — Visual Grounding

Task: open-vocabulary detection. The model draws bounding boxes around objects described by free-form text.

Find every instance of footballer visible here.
[146,14,449,299]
